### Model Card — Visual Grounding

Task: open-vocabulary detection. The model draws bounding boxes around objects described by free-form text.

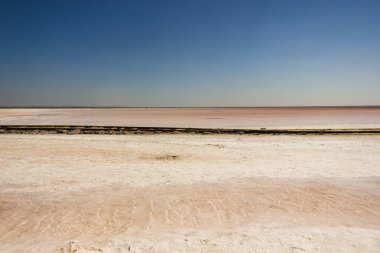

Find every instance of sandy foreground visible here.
[0,134,379,252]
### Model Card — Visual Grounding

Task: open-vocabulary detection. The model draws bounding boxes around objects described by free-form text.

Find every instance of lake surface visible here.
[0,107,379,129]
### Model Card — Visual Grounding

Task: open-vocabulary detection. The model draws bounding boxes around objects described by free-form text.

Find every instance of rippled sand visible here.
[1,134,379,252]
[1,107,380,129]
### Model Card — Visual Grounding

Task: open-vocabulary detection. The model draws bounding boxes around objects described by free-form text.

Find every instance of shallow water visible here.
[1,107,380,129]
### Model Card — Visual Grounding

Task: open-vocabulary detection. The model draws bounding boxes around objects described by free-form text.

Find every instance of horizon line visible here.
[1,105,380,109]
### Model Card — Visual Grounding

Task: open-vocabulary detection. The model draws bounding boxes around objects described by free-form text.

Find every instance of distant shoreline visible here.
[1,106,380,109]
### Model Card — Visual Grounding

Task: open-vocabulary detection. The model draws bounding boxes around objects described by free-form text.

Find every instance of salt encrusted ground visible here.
[0,134,379,252]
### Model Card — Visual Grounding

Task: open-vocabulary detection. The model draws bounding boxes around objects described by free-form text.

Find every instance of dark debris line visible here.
[0,125,380,135]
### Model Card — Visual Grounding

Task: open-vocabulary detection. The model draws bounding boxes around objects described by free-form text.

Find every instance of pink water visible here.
[0,107,379,129]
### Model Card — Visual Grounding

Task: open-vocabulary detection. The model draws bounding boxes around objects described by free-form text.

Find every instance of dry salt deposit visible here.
[0,108,380,252]
[0,133,379,253]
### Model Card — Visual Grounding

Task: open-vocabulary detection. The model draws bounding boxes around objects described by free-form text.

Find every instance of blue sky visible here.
[0,0,379,106]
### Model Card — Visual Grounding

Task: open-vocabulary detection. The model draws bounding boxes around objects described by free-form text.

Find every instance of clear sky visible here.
[0,0,379,107]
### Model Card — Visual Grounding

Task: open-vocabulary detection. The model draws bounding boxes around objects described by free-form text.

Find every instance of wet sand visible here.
[0,134,379,252]
[1,107,380,129]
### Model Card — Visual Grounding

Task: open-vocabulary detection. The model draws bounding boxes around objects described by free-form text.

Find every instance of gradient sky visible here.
[0,0,379,106]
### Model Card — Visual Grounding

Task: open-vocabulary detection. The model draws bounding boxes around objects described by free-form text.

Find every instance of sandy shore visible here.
[1,107,380,129]
[0,134,379,252]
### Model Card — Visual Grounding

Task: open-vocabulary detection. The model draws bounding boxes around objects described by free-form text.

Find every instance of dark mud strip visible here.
[1,125,380,135]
